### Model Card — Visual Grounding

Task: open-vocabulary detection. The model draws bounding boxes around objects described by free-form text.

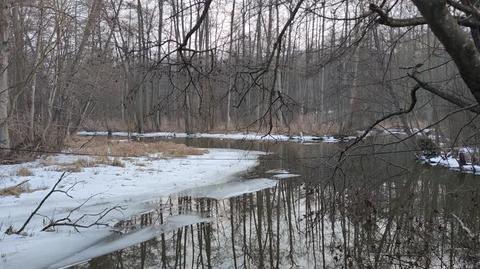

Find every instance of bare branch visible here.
[369,3,480,28]
[13,172,67,235]
[409,73,480,114]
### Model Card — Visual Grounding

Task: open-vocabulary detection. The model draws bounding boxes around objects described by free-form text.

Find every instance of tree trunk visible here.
[226,0,236,131]
[30,0,45,142]
[412,0,480,103]
[0,0,9,148]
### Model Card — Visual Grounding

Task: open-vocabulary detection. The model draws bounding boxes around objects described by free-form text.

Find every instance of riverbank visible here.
[78,130,355,143]
[418,150,480,175]
[0,140,265,268]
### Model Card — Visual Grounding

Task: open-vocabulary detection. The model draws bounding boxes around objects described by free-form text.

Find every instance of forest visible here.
[2,1,480,268]
[0,0,478,151]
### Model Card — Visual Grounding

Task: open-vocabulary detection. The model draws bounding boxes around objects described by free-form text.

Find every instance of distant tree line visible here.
[0,0,479,151]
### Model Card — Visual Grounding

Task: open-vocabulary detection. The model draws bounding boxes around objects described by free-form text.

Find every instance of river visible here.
[69,137,480,268]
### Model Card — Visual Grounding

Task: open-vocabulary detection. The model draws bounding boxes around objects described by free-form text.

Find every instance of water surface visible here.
[70,138,480,268]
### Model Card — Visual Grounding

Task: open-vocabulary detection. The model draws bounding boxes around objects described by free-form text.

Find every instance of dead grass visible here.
[110,158,125,167]
[0,181,31,197]
[55,157,125,172]
[16,167,33,177]
[65,136,207,158]
[9,135,207,176]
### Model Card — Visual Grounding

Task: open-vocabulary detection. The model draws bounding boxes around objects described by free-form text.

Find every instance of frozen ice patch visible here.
[265,169,290,174]
[179,178,278,200]
[272,173,301,179]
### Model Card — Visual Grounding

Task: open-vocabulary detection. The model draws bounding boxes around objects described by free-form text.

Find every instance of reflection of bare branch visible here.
[452,214,477,241]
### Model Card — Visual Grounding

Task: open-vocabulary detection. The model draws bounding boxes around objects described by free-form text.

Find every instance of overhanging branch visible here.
[410,73,480,114]
[369,3,480,28]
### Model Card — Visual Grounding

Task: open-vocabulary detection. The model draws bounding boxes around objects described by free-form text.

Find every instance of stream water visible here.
[69,137,480,268]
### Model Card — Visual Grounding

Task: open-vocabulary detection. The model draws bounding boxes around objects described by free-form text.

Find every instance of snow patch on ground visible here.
[356,128,435,137]
[0,148,262,268]
[0,149,261,234]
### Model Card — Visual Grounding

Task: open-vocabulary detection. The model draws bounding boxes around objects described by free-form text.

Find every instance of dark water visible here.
[71,138,480,268]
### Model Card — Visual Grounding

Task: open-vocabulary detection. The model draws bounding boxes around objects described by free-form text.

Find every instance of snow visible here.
[0,148,263,269]
[78,131,348,143]
[355,128,436,137]
[418,154,480,175]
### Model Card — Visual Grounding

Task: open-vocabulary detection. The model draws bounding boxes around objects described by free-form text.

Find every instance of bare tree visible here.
[0,0,9,149]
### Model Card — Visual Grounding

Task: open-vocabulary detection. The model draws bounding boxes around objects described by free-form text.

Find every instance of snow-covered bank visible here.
[418,154,480,175]
[0,148,264,268]
[78,131,349,143]
[356,127,435,137]
[0,149,262,233]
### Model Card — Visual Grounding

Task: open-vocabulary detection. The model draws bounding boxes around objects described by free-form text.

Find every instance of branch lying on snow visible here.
[41,205,125,232]
[11,172,68,235]
[7,172,125,235]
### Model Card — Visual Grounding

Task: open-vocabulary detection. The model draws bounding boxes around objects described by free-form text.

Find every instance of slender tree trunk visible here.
[226,0,236,131]
[134,0,148,133]
[0,0,9,148]
[156,0,164,130]
[30,0,45,142]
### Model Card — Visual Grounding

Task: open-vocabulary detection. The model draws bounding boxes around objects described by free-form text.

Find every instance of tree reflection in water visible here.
[72,140,480,269]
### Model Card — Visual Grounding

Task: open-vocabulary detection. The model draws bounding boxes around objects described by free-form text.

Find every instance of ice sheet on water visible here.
[0,215,208,269]
[265,168,290,174]
[272,173,301,179]
[179,178,278,200]
[49,215,208,269]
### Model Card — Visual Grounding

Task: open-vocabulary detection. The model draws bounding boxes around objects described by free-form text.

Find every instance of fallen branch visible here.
[12,172,67,234]
[7,172,125,234]
[41,205,125,232]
